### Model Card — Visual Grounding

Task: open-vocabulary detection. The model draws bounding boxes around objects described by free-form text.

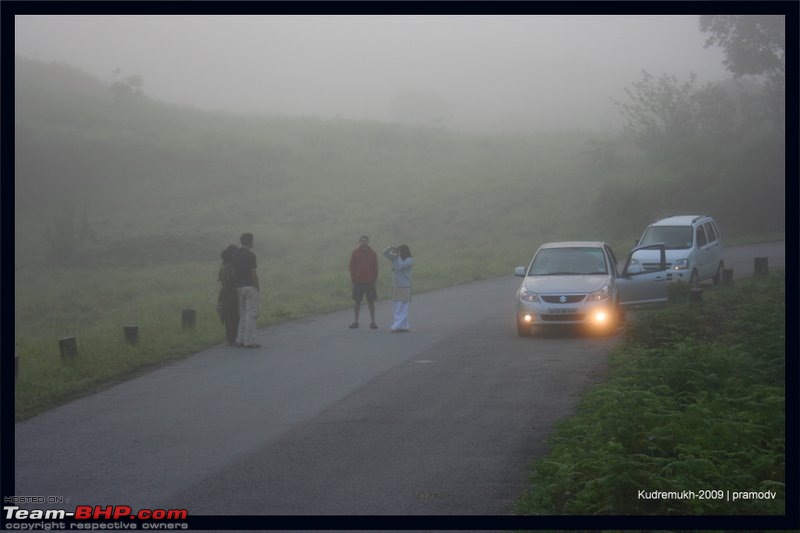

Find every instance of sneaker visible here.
[370,322,378,330]
[349,322,359,329]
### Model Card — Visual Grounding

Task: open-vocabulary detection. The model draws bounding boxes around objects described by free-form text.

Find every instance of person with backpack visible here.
[217,244,240,346]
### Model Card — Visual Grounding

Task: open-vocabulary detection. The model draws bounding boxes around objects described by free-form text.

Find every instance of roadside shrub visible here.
[517,272,785,515]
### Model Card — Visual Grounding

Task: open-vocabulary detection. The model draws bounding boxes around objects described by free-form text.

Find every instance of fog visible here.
[15,14,729,133]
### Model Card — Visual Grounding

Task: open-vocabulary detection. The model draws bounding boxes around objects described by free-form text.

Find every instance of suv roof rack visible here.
[649,214,710,225]
[651,214,673,224]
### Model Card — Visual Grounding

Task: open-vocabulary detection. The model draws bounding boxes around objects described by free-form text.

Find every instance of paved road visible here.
[14,242,784,515]
[719,241,785,277]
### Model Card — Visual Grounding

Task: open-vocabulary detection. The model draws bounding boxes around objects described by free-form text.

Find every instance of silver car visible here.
[514,241,669,336]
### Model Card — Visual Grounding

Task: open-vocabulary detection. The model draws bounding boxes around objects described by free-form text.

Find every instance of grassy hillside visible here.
[12,56,784,418]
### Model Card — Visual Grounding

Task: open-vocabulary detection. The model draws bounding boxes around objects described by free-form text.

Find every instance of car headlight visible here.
[587,285,610,302]
[672,259,689,270]
[520,289,539,302]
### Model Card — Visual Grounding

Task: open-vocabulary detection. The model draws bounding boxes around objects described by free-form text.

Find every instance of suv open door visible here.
[617,244,669,308]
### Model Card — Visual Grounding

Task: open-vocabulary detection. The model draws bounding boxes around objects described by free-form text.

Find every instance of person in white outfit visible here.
[383,245,413,333]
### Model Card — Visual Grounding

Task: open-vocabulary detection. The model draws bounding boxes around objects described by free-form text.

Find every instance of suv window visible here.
[696,225,707,247]
[704,221,717,243]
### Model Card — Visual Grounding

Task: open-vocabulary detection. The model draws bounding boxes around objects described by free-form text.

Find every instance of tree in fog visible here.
[700,15,785,81]
[612,71,736,155]
[110,72,145,99]
[607,14,786,235]
[700,15,785,129]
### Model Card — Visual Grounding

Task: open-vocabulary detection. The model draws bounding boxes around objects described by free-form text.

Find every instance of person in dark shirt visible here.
[348,235,379,329]
[233,232,261,348]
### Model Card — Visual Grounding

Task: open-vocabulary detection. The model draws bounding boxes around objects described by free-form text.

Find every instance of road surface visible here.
[14,242,784,515]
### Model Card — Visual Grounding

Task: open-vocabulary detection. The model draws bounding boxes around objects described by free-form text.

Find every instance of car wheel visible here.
[614,302,625,329]
[689,269,700,289]
[712,261,724,285]
[517,319,532,337]
[606,302,622,335]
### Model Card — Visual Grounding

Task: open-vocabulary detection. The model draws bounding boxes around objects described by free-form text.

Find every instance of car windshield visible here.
[529,247,607,276]
[639,226,693,250]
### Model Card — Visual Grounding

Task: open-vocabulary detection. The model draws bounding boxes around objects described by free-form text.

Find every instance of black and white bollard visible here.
[182,309,196,330]
[722,268,734,284]
[754,257,769,277]
[59,337,78,361]
[124,325,139,345]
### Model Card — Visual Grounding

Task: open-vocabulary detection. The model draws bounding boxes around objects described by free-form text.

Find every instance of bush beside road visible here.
[516,271,786,515]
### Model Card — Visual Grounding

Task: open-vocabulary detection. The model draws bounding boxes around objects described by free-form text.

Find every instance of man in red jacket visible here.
[349,235,379,329]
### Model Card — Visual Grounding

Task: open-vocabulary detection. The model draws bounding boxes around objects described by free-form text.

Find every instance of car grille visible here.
[541,314,586,322]
[541,295,585,304]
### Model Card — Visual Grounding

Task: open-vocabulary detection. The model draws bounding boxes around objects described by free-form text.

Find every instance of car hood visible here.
[632,248,690,263]
[522,275,609,294]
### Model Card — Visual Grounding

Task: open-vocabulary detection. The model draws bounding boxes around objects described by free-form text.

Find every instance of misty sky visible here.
[15,15,730,133]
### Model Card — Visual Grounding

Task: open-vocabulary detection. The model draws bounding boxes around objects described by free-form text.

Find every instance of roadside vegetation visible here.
[12,15,784,420]
[516,271,786,515]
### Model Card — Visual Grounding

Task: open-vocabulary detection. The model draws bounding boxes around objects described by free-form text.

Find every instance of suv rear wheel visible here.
[712,261,724,285]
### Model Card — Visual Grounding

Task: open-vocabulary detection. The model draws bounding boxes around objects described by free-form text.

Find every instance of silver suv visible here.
[630,215,724,287]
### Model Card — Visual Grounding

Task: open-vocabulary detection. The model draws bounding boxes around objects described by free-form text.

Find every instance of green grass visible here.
[515,271,785,515]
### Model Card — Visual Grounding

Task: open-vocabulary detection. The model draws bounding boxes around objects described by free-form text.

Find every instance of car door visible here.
[695,224,713,278]
[703,221,722,275]
[616,244,669,308]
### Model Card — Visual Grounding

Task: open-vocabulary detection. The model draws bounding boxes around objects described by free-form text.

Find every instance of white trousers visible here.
[236,286,261,345]
[391,301,410,331]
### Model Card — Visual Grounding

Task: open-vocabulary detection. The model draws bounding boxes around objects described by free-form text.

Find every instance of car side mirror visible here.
[627,263,643,274]
[514,266,526,277]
